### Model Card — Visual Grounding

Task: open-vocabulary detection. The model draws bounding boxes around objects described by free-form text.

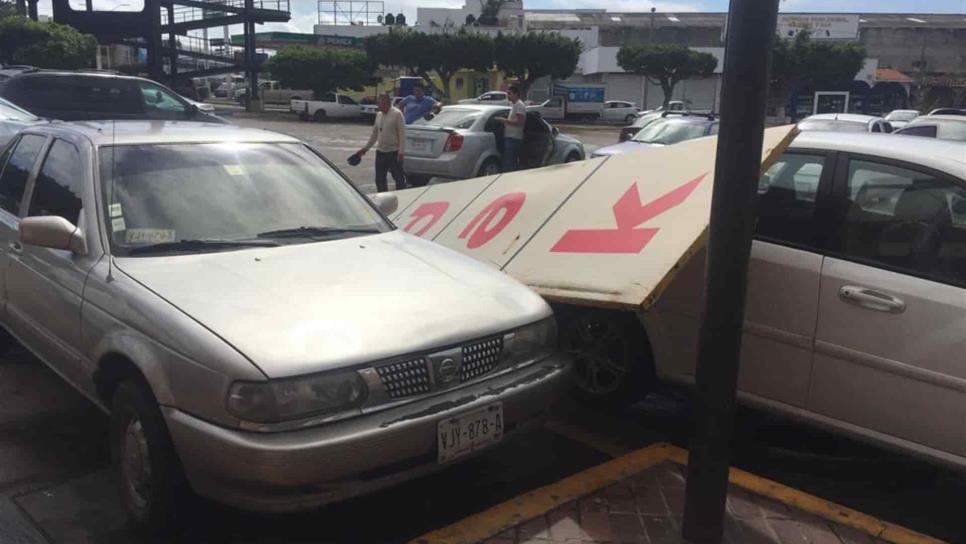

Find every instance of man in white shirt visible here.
[498,85,527,172]
[357,94,407,192]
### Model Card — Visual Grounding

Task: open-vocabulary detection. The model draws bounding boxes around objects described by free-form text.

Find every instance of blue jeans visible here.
[502,137,522,172]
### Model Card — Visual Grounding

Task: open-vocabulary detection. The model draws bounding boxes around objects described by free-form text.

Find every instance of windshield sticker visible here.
[109,203,123,217]
[112,216,126,232]
[126,229,176,244]
[224,164,245,176]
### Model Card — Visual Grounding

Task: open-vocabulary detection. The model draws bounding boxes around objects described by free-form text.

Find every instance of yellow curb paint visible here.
[408,442,674,544]
[665,447,943,544]
[413,440,945,544]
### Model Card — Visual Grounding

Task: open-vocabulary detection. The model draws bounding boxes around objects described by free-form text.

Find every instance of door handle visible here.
[8,241,21,255]
[838,285,906,314]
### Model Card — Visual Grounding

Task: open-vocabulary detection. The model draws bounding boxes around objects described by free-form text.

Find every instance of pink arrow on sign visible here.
[551,173,707,254]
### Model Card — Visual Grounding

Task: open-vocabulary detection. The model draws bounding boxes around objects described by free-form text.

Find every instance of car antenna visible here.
[107,120,116,282]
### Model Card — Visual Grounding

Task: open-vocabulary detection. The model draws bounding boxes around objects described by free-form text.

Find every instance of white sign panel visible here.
[776,14,860,40]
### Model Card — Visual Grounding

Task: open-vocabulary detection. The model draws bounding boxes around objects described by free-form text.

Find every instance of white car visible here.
[570,131,966,471]
[459,91,510,106]
[291,93,366,121]
[884,109,920,129]
[798,113,893,133]
[601,100,640,124]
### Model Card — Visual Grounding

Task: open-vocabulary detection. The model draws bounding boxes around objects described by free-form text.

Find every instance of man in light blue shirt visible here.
[400,82,440,124]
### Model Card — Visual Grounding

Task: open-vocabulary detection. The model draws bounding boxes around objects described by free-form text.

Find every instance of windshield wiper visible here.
[128,239,280,255]
[256,226,380,239]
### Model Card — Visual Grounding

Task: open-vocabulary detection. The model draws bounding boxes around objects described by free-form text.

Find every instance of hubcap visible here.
[566,316,628,395]
[483,163,499,176]
[121,418,152,513]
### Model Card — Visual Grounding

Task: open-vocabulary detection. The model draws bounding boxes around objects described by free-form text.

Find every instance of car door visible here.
[5,137,96,387]
[809,154,966,458]
[338,95,361,118]
[646,150,834,407]
[0,133,47,316]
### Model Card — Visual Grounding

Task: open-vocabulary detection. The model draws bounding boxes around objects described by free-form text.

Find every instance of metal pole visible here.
[680,0,779,543]
[167,4,178,82]
[147,0,164,81]
[26,0,38,20]
[15,0,25,17]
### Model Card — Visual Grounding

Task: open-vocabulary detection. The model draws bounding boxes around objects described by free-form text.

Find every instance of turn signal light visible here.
[443,133,464,152]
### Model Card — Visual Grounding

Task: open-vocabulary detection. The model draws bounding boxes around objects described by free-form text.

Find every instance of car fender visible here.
[472,148,502,175]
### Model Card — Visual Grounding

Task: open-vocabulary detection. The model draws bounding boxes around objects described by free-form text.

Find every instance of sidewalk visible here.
[412,444,944,544]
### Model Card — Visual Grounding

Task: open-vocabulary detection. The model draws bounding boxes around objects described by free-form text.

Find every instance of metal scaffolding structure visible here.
[317,0,385,26]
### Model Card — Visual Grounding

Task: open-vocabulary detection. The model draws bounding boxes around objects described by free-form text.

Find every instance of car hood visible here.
[116,230,550,379]
[592,140,662,157]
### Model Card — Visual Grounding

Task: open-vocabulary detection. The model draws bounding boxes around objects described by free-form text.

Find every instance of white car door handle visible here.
[839,285,906,314]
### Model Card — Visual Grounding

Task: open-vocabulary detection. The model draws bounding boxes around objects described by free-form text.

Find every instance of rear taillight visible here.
[443,132,464,152]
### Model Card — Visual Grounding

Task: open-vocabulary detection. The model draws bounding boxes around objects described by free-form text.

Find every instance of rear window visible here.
[6,75,143,115]
[413,109,480,129]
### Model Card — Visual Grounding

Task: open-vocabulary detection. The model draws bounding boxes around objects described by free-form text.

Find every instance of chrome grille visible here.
[376,357,431,399]
[460,337,504,382]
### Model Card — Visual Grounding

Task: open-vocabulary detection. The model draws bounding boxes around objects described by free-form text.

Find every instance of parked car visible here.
[212,75,246,98]
[0,71,224,123]
[927,108,966,116]
[0,96,43,148]
[458,91,510,106]
[234,80,311,104]
[291,93,370,121]
[529,95,607,122]
[884,109,919,129]
[601,100,641,124]
[636,100,686,118]
[403,105,585,185]
[797,113,892,133]
[0,120,570,529]
[894,115,966,141]
[593,113,718,158]
[605,132,966,472]
[618,109,700,142]
[181,95,216,114]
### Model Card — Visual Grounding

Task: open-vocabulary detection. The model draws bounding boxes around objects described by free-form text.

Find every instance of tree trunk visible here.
[661,80,674,109]
[438,72,453,103]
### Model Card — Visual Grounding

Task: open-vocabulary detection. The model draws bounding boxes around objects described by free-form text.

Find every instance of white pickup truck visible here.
[235,80,311,105]
[291,93,377,122]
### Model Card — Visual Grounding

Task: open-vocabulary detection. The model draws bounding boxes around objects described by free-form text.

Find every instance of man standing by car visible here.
[400,82,440,125]
[356,94,406,192]
[498,85,526,172]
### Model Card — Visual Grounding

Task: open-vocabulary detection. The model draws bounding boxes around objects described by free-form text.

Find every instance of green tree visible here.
[616,43,717,109]
[494,32,582,97]
[0,17,97,69]
[0,1,19,18]
[365,29,494,101]
[769,31,866,117]
[267,46,373,99]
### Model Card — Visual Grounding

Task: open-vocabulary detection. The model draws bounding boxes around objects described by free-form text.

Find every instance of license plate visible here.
[437,403,503,463]
[409,139,430,152]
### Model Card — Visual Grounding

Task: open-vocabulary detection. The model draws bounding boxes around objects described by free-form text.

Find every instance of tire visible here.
[110,379,188,532]
[477,158,502,177]
[565,152,581,163]
[555,306,655,406]
[312,109,327,122]
[407,175,431,187]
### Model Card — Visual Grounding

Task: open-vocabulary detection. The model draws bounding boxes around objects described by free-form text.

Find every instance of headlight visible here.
[227,370,368,423]
[504,317,557,366]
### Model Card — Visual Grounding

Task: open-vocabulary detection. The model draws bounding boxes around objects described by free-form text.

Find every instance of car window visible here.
[897,125,938,138]
[838,159,966,286]
[414,108,481,129]
[338,95,358,105]
[0,134,45,216]
[936,120,966,141]
[10,76,143,115]
[28,139,83,225]
[756,153,827,246]
[139,81,187,113]
[321,93,336,102]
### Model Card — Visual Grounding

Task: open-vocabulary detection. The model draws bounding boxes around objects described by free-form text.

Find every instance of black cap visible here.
[347,153,361,166]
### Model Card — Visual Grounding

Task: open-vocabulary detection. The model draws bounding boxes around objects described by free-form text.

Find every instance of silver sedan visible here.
[0,120,570,529]
[403,104,585,185]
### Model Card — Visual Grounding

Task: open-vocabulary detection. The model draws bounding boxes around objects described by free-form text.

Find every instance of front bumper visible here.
[164,355,570,512]
[403,152,472,179]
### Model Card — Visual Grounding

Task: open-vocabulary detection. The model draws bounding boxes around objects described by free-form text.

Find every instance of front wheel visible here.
[407,175,431,187]
[477,158,502,177]
[312,109,327,122]
[565,152,582,163]
[556,307,655,406]
[111,379,187,532]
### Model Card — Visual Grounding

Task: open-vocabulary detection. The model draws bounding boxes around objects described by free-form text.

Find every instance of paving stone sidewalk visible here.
[483,461,889,544]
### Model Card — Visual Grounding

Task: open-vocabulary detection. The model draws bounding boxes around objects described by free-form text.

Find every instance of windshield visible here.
[885,111,918,122]
[99,142,390,256]
[0,97,38,121]
[413,108,480,129]
[797,119,869,133]
[632,119,708,145]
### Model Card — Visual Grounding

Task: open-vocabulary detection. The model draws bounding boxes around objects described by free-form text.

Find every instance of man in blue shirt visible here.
[400,82,440,124]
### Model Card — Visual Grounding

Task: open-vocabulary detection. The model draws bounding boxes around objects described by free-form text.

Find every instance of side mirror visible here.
[371,193,398,216]
[20,216,87,255]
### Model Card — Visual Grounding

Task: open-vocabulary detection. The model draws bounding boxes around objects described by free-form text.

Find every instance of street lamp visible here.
[649,7,656,43]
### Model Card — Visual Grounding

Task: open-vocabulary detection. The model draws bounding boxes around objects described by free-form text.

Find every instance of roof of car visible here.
[804,113,883,123]
[443,104,510,112]
[9,70,144,80]
[908,115,966,124]
[22,120,298,146]
[790,131,966,176]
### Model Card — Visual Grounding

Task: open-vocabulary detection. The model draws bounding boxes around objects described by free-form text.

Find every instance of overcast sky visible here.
[39,0,966,34]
